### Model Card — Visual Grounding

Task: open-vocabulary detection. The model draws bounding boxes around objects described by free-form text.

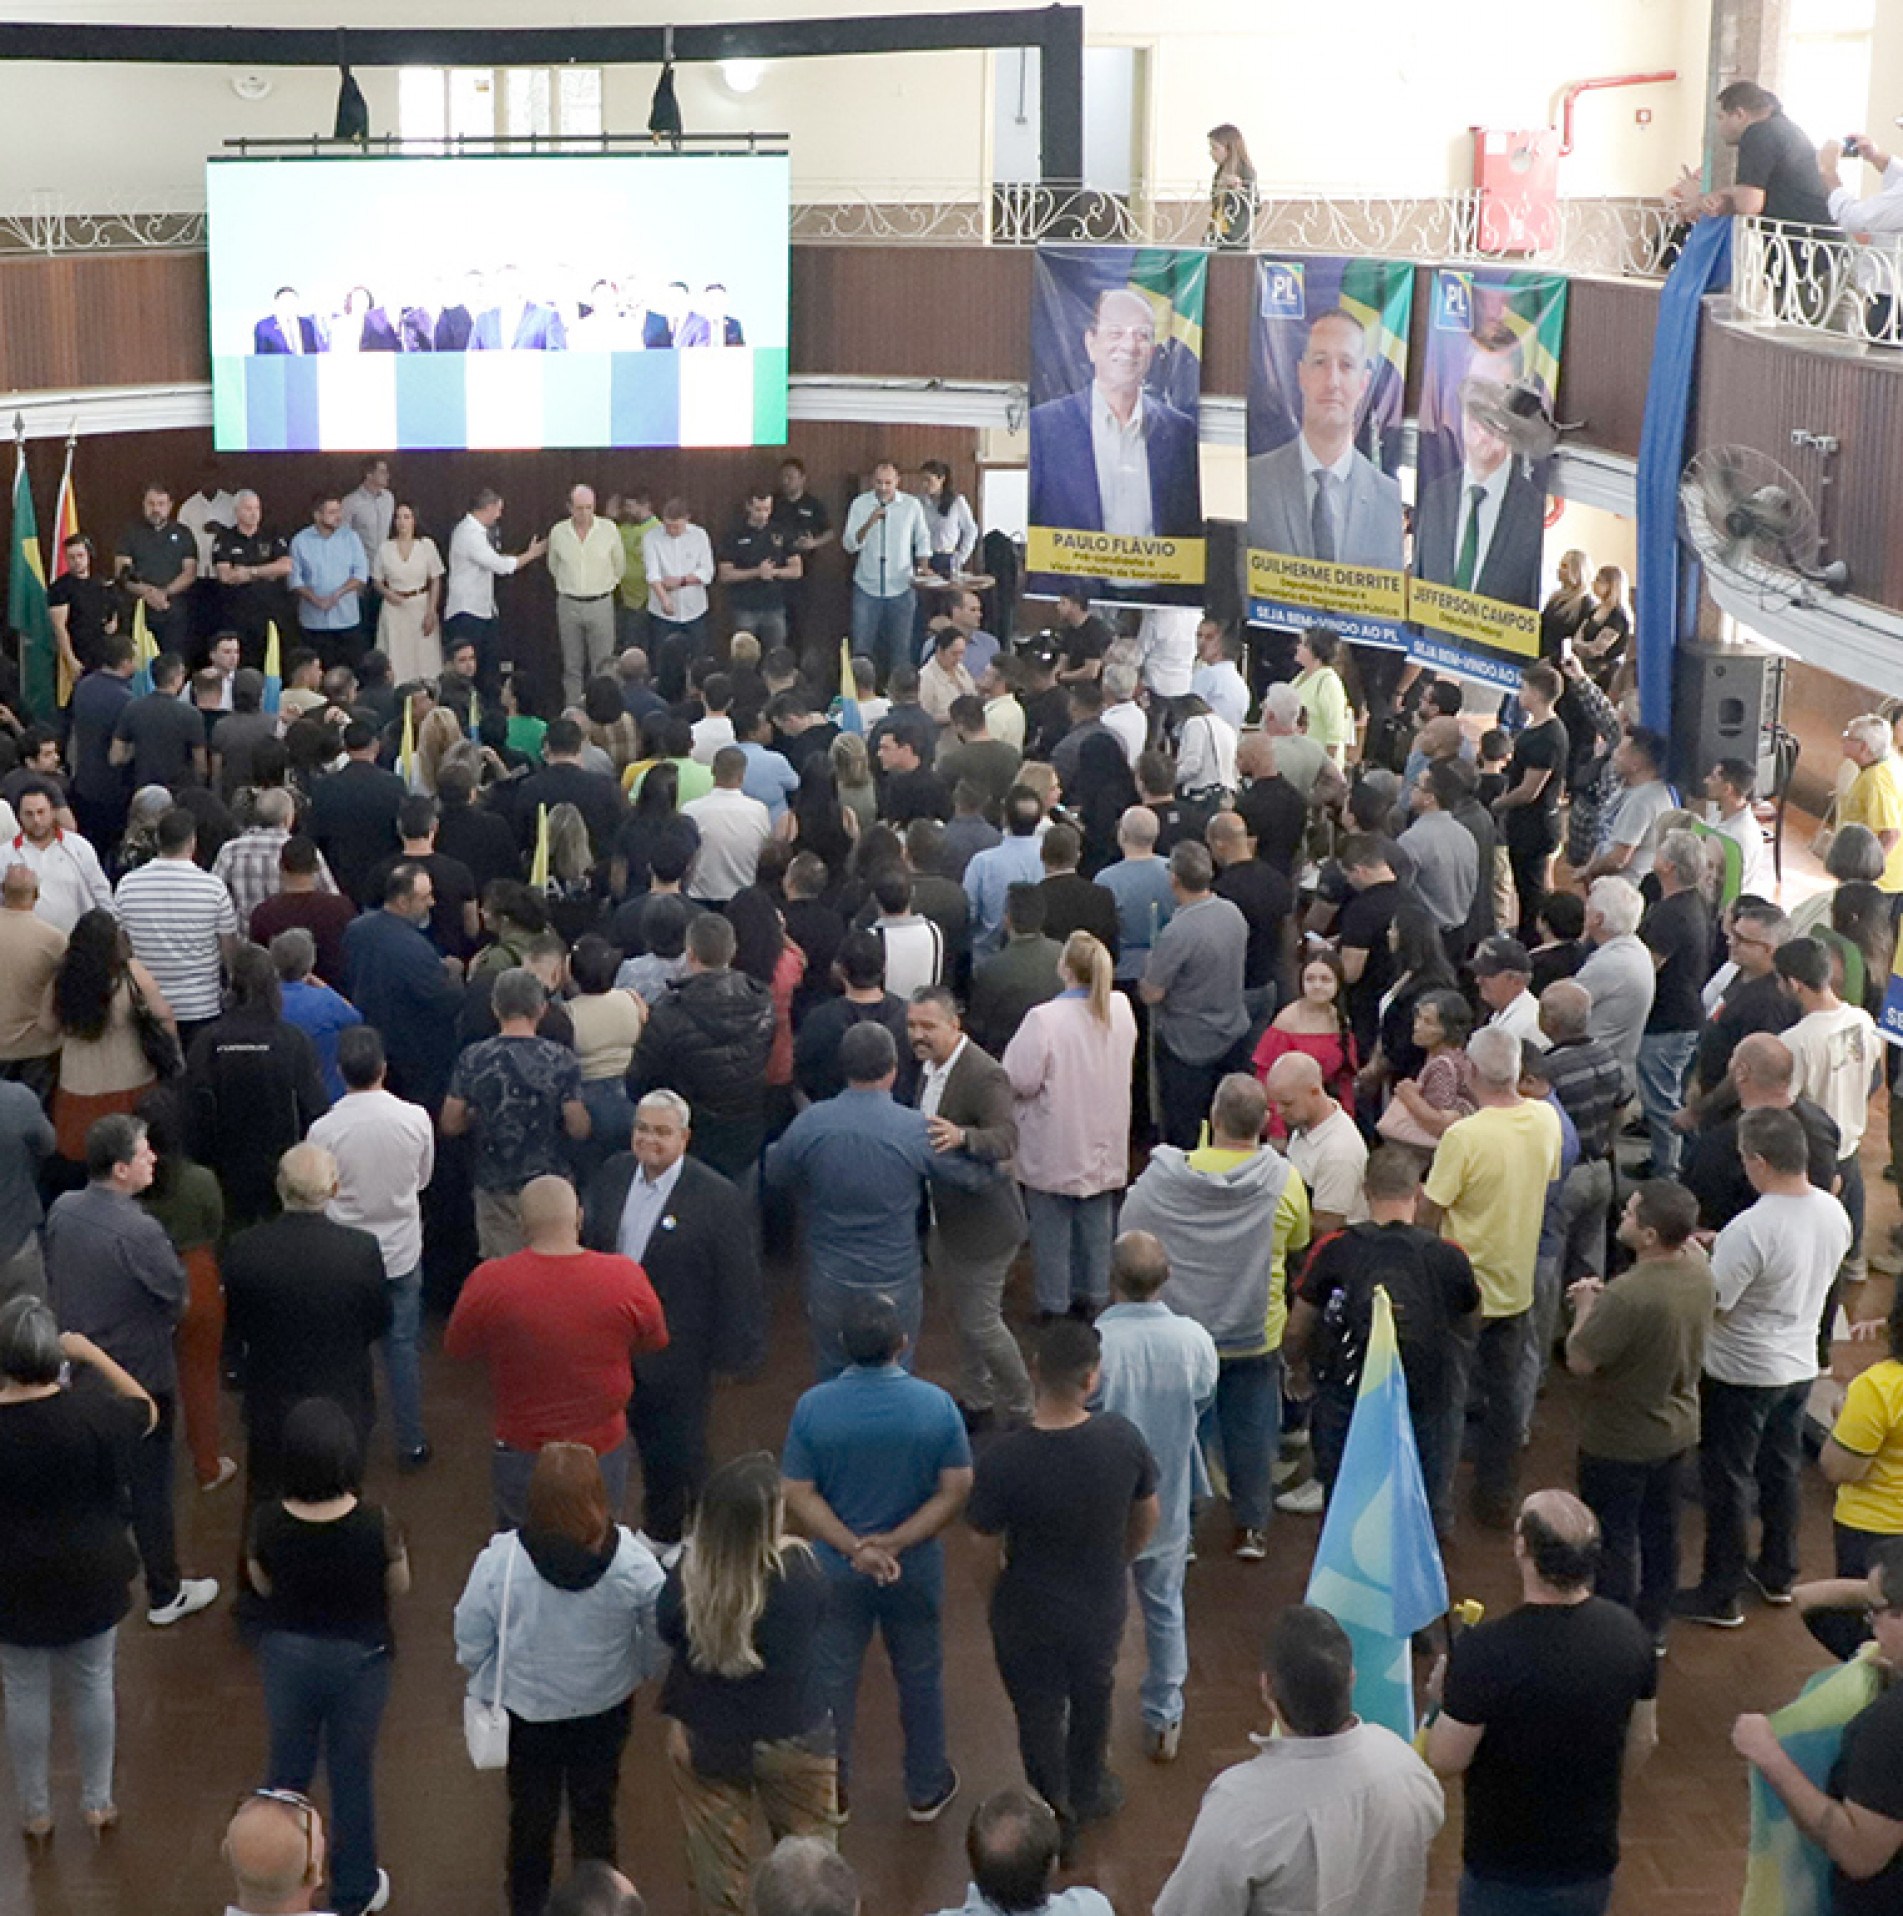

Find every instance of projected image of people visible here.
[246,273,745,356]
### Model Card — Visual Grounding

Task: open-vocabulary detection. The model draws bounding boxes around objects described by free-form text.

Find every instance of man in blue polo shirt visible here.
[782,1291,971,1825]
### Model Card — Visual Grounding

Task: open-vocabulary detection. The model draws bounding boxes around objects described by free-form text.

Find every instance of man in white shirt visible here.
[1135,605,1198,708]
[1704,757,1770,897]
[1094,660,1148,767]
[113,807,240,1038]
[1582,728,1674,884]
[1473,935,1549,1055]
[642,497,717,702]
[869,867,946,997]
[1190,617,1251,731]
[842,460,931,690]
[444,486,547,697]
[547,483,627,707]
[1156,1605,1443,1916]
[1776,934,1877,1274]
[1676,1105,1852,1629]
[177,470,238,588]
[1821,133,1903,234]
[680,747,771,904]
[1265,1052,1369,1234]
[340,456,395,579]
[7,786,110,935]
[309,1024,436,1469]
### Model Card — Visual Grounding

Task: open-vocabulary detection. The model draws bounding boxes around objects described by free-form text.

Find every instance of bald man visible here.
[224,1790,328,1915]
[1264,1052,1368,1236]
[445,1173,668,1527]
[1428,1490,1658,1912]
[548,482,627,706]
[0,860,66,1102]
[1680,1030,1843,1233]
[224,1144,392,1506]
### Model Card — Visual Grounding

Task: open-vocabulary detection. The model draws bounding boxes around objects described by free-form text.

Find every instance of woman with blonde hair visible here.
[1205,122,1258,250]
[455,1442,665,1916]
[411,704,465,795]
[657,1453,837,1916]
[1575,562,1633,689]
[828,731,878,838]
[1540,547,1593,659]
[540,801,606,943]
[1002,930,1137,1319]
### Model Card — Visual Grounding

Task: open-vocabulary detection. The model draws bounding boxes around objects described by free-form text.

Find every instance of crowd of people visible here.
[3,462,1903,1916]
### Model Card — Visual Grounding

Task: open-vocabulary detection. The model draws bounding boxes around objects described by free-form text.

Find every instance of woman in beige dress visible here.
[373,503,445,683]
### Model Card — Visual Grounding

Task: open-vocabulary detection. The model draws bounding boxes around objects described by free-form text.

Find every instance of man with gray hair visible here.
[749,1836,858,1916]
[582,1089,766,1561]
[441,966,589,1258]
[1537,979,1626,1282]
[1839,711,1903,895]
[223,1142,392,1503]
[1099,659,1148,766]
[548,482,627,706]
[272,924,364,1103]
[1576,876,1654,1097]
[213,783,341,924]
[1692,899,1795,1100]
[1259,679,1338,805]
[1422,1027,1563,1527]
[1634,827,1713,1177]
[938,1786,1114,1916]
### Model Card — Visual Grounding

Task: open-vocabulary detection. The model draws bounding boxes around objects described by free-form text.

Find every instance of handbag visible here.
[463,1536,518,1771]
[127,979,184,1081]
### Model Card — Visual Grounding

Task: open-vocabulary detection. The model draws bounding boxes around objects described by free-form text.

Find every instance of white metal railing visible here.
[0,180,1681,279]
[1732,215,1903,350]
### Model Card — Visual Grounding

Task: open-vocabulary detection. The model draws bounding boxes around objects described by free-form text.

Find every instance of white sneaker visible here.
[361,1867,392,1913]
[635,1530,684,1571]
[1275,1479,1326,1515]
[148,1577,219,1627]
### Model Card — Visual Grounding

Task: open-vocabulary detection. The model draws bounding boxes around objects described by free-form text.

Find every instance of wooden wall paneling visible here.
[1555,279,1657,459]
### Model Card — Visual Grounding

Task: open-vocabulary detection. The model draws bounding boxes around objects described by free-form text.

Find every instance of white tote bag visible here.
[463,1537,518,1771]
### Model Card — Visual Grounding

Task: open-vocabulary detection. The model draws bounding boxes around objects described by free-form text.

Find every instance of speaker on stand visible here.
[1672,638,1784,795]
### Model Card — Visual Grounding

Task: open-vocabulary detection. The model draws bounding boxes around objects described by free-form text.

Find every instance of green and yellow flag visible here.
[8,440,55,719]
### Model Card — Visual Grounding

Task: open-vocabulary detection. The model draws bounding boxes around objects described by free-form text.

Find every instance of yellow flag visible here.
[399,695,416,785]
[529,802,550,888]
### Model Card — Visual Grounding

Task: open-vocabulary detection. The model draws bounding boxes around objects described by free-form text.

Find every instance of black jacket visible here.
[516,761,627,861]
[309,758,405,906]
[627,968,776,1133]
[915,1041,1024,1261]
[582,1153,766,1375]
[185,1009,331,1226]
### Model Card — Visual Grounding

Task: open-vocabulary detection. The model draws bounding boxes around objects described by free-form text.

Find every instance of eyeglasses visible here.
[242,1787,317,1878]
[1866,1604,1903,1624]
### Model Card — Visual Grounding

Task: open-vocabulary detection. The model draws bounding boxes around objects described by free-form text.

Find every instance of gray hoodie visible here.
[1118,1144,1296,1358]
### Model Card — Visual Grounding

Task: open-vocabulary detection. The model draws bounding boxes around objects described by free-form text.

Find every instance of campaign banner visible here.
[1880,932,1903,1050]
[1407,267,1568,677]
[1026,246,1206,603]
[1244,256,1414,646]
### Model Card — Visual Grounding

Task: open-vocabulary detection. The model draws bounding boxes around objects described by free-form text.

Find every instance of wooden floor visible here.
[1,1193,1888,1916]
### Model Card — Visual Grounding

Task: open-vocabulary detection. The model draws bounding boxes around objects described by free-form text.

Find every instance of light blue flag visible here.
[1304,1287,1448,1739]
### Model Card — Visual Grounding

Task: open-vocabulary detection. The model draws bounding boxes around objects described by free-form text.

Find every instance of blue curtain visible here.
[1634,217,1733,737]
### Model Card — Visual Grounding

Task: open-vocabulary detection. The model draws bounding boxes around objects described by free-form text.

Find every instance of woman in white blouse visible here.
[374,503,446,683]
[919,461,979,572]
[1174,694,1238,804]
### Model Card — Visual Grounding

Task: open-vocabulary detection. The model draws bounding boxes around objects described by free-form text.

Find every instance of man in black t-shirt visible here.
[110,652,207,789]
[717,487,799,648]
[1706,81,1833,228]
[114,484,199,657]
[210,490,294,664]
[1286,1146,1479,1532]
[968,1319,1159,1836]
[47,534,117,683]
[1427,1490,1657,1913]
[1682,1032,1840,1231]
[772,456,833,658]
[1053,590,1115,685]
[1492,662,1568,945]
[1336,834,1410,1064]
[1734,1552,1903,1914]
[1635,828,1712,1179]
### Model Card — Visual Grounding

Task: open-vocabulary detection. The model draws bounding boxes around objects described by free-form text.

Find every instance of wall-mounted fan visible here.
[1680,445,1850,606]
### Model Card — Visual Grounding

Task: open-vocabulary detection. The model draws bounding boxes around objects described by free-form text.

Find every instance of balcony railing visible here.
[1732,216,1903,350]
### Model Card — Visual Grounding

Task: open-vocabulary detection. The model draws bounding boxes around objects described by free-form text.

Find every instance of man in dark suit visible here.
[309,719,406,905]
[1027,286,1201,539]
[434,271,487,352]
[470,266,568,351]
[222,1141,392,1504]
[253,287,324,355]
[967,883,1064,1059]
[1412,407,1546,607]
[908,988,1032,1427]
[583,1088,766,1558]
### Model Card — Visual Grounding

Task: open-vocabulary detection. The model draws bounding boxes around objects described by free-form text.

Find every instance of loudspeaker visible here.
[1672,639,1784,789]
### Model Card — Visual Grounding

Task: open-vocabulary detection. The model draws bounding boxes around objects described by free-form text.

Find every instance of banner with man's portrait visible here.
[1026,246,1207,602]
[1244,256,1414,647]
[1407,267,1570,687]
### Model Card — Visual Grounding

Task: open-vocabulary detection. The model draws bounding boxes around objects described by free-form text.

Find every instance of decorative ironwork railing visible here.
[1732,216,1903,350]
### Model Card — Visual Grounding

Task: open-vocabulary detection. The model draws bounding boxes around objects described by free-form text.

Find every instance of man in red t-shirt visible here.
[445,1173,668,1526]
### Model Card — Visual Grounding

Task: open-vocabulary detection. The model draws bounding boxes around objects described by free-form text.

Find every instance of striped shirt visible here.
[211,826,340,927]
[113,856,238,1022]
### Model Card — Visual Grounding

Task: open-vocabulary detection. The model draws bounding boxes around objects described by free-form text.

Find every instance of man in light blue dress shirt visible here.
[842,460,931,690]
[289,491,370,667]
[1092,1230,1219,1762]
[734,707,801,825]
[963,788,1049,957]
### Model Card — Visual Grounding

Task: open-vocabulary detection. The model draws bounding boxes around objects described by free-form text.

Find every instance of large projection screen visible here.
[207,152,790,453]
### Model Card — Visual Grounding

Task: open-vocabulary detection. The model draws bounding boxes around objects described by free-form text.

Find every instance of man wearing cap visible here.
[1474,936,1548,1056]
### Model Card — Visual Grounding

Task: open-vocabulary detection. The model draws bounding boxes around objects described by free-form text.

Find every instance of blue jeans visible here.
[1130,1545,1189,1729]
[381,1267,426,1456]
[851,585,918,688]
[1201,1352,1283,1531]
[493,1439,630,1532]
[259,1632,392,1916]
[814,1548,950,1805]
[1459,1871,1613,1916]
[1023,1190,1116,1316]
[1635,1028,1698,1175]
[0,1628,116,1822]
[807,1273,921,1382]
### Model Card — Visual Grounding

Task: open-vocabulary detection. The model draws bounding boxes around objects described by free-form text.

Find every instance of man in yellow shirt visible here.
[1824,1318,1903,1562]
[1422,1025,1562,1528]
[1839,714,1903,893]
[611,488,661,651]
[1119,1073,1310,1564]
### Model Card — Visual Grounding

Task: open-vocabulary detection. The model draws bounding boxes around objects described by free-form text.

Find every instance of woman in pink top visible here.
[1252,949,1357,1138]
[1001,932,1137,1318]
